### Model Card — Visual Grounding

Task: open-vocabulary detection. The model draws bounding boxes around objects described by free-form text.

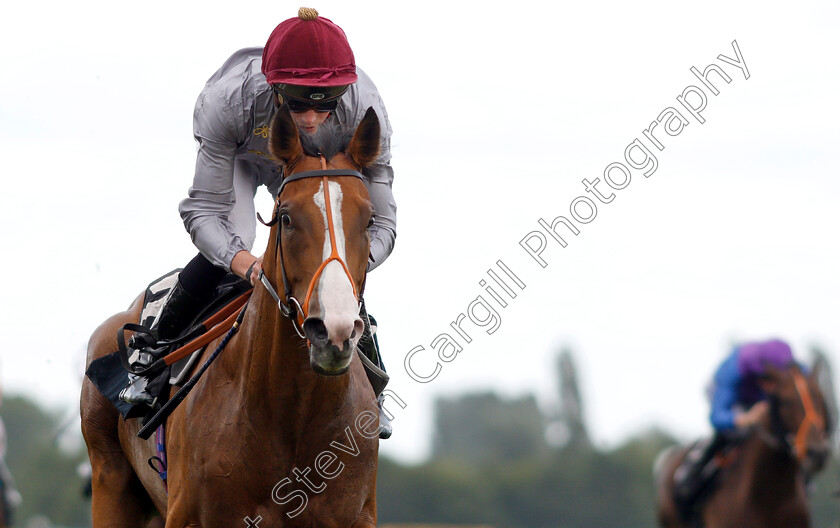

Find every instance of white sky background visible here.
[1,0,838,464]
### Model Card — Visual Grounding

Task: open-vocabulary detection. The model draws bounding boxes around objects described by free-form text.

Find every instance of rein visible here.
[118,289,252,376]
[791,371,824,461]
[259,155,364,335]
[137,300,250,439]
[757,371,825,462]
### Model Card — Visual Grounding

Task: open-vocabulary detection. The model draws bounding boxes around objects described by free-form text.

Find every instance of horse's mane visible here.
[299,120,355,162]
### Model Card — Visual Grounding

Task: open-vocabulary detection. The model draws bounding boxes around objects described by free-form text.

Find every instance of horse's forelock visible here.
[299,121,355,162]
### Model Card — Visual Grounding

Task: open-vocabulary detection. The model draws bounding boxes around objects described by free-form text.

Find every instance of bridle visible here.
[131,155,367,439]
[258,155,365,339]
[760,370,825,462]
[790,371,825,461]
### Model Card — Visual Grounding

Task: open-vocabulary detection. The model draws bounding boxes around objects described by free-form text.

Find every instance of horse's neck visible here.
[739,432,802,501]
[216,287,353,435]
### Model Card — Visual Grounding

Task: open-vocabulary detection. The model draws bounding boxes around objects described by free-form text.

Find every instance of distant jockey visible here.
[673,339,798,513]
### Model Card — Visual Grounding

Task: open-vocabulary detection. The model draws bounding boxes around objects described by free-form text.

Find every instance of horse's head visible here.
[763,364,831,474]
[265,105,381,375]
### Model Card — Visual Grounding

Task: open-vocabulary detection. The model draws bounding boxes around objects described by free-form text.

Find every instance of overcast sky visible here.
[1,0,838,464]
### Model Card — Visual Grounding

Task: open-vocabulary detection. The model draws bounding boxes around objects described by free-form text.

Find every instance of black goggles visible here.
[276,90,341,113]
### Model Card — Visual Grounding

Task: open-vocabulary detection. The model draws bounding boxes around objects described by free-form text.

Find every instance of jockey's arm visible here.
[709,353,741,431]
[179,85,251,274]
[338,68,397,272]
[365,160,396,271]
[231,251,262,285]
[733,400,770,428]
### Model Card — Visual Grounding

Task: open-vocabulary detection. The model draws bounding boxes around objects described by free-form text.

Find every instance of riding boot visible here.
[673,433,727,519]
[358,303,392,439]
[119,278,209,406]
[152,278,210,342]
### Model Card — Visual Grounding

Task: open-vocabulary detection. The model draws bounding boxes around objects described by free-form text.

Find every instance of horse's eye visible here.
[281,213,293,228]
[367,216,376,229]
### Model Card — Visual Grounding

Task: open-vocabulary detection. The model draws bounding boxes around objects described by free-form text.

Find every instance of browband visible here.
[278,169,365,195]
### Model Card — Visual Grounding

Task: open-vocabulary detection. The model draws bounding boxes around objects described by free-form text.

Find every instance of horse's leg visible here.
[82,296,158,527]
[654,446,692,528]
[701,468,748,528]
[82,379,156,527]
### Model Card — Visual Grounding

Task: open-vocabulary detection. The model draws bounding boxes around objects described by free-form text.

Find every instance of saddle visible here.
[85,269,252,420]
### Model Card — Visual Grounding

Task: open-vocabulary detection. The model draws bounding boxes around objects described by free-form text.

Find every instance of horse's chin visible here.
[310,361,350,376]
[802,451,828,475]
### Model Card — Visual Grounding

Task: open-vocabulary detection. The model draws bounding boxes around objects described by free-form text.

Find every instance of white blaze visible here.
[312,180,361,346]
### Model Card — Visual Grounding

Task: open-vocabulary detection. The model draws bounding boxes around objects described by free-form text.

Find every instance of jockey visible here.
[120,7,396,438]
[674,338,796,513]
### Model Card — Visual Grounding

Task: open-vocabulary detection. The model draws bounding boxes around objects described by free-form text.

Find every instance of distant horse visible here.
[656,364,831,528]
[81,105,383,526]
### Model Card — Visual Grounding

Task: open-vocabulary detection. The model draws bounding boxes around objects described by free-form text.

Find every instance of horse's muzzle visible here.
[803,444,830,474]
[304,317,358,375]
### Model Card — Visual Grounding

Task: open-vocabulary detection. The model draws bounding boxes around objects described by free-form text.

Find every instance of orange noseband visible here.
[792,371,824,461]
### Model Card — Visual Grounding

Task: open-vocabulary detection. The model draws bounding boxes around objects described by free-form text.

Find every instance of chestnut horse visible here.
[81,105,383,526]
[656,364,831,528]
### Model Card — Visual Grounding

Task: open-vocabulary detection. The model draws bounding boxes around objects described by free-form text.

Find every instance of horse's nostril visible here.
[352,318,364,340]
[810,446,829,459]
[303,318,329,345]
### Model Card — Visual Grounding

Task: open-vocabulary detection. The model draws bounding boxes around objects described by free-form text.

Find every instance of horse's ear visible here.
[808,353,839,430]
[348,107,381,168]
[809,355,824,382]
[269,105,303,165]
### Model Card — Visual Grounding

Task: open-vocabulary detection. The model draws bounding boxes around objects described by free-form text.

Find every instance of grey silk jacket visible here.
[179,47,397,272]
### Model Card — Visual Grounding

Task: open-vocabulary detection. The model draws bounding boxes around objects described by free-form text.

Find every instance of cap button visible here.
[298,7,319,20]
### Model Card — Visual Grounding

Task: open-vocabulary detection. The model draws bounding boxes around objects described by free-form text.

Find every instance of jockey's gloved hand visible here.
[232,251,263,286]
[734,400,770,429]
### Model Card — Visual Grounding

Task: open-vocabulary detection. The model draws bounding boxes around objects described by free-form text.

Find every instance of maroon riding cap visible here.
[737,339,794,376]
[261,8,357,87]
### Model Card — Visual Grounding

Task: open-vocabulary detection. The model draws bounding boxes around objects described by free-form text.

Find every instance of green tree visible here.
[432,392,548,464]
[546,348,591,451]
[2,395,91,526]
